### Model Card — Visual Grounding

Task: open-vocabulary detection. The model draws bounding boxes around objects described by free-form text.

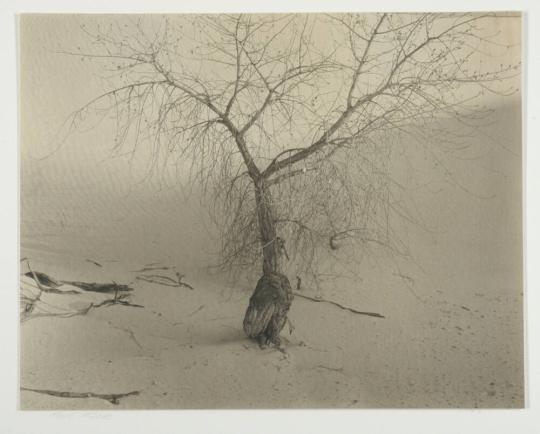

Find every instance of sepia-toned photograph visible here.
[19,12,523,409]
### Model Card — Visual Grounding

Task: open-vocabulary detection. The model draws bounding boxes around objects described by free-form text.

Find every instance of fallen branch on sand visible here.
[133,265,170,273]
[24,271,134,294]
[92,293,144,309]
[21,262,143,322]
[136,271,194,290]
[23,271,62,288]
[64,281,133,294]
[20,387,140,405]
[293,292,385,318]
[315,364,345,374]
[85,259,103,267]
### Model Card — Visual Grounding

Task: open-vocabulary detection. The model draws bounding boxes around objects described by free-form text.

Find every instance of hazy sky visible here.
[19,14,522,274]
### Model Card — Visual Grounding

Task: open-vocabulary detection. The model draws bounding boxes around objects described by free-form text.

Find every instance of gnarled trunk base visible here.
[243,272,293,347]
[243,178,293,347]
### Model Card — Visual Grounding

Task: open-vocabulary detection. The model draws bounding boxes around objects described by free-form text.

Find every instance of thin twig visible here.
[176,272,194,290]
[136,272,194,290]
[133,266,170,272]
[316,364,345,375]
[110,325,143,349]
[85,259,103,267]
[92,297,144,309]
[293,292,385,318]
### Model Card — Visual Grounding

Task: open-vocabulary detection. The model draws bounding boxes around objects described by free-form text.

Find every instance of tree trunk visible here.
[242,178,294,347]
[254,179,281,275]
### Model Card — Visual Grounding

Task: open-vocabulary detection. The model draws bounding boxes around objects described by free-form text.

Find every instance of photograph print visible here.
[20,12,523,409]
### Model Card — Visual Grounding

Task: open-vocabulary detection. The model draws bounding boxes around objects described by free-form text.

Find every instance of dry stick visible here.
[293,292,385,318]
[176,272,194,290]
[137,274,179,285]
[133,266,170,273]
[20,387,140,405]
[110,325,143,349]
[316,364,345,374]
[63,281,133,294]
[136,275,179,287]
[85,258,103,267]
[188,305,205,317]
[92,296,144,309]
[23,270,62,288]
[24,270,133,294]
[136,273,194,290]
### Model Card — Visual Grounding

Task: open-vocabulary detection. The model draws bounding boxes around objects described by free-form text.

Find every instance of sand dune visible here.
[19,247,523,409]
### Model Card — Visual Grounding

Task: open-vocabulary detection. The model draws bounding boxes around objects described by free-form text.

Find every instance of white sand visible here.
[18,14,523,410]
[19,245,523,409]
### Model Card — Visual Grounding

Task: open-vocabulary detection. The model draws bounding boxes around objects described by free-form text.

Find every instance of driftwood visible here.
[293,292,385,318]
[24,271,133,294]
[20,387,140,405]
[21,263,143,322]
[23,279,81,295]
[63,281,133,294]
[23,271,61,288]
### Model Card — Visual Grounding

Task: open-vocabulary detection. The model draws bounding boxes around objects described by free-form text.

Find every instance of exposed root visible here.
[20,387,140,405]
[293,292,385,318]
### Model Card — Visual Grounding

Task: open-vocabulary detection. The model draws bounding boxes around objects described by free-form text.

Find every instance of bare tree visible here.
[58,13,519,345]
